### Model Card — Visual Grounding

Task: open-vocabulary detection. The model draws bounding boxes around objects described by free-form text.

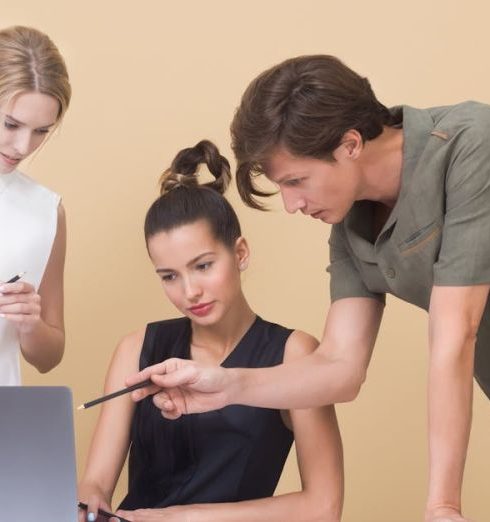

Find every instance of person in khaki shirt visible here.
[125,56,490,522]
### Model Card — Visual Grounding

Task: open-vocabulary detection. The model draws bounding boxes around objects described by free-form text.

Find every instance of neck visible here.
[190,293,256,362]
[358,126,404,208]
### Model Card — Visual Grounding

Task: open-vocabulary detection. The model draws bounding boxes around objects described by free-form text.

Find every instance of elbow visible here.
[429,322,478,365]
[336,367,366,403]
[35,346,65,374]
[36,358,61,374]
[304,495,342,522]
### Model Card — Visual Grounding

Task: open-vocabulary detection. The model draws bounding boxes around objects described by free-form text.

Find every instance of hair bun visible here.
[159,140,231,196]
[160,170,198,195]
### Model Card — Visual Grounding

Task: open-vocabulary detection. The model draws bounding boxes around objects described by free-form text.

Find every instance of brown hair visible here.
[144,140,242,248]
[0,26,71,120]
[231,55,393,209]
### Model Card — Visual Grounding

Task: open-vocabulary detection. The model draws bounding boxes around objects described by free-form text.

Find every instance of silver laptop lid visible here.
[0,386,78,521]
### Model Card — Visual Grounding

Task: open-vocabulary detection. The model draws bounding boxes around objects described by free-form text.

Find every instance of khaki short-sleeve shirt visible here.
[327,102,490,398]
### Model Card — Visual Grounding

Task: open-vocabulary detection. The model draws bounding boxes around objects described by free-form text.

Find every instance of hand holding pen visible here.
[0,272,41,333]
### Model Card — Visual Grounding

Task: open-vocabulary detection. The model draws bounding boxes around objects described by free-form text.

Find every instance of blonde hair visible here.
[0,26,71,120]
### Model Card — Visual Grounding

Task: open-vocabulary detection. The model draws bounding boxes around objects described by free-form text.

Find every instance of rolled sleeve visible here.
[433,132,490,286]
[327,225,386,304]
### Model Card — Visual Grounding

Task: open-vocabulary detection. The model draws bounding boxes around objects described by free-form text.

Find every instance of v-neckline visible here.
[183,315,260,367]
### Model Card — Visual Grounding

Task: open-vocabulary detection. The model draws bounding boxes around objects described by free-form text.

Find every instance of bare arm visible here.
[425,284,489,522]
[0,203,66,373]
[128,297,383,416]
[78,329,143,521]
[117,331,343,522]
[231,297,383,409]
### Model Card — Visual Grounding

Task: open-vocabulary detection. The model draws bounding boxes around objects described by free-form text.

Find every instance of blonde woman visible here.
[0,26,71,383]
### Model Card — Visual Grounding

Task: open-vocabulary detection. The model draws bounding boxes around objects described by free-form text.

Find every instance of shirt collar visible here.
[343,106,436,260]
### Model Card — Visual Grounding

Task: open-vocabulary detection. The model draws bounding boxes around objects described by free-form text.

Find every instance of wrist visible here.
[226,367,245,406]
[425,503,462,520]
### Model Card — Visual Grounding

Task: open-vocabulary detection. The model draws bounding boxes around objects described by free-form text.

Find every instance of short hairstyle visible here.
[231,55,393,208]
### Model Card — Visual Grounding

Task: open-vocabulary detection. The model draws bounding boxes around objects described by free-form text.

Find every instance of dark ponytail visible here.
[145,140,241,248]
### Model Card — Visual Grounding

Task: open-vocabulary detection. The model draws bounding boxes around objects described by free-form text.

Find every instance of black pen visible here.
[6,271,26,283]
[77,378,153,410]
[78,501,130,521]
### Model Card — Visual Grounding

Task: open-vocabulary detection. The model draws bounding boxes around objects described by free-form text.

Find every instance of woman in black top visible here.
[78,140,343,522]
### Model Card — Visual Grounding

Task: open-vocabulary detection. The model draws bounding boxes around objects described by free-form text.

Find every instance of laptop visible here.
[0,386,78,521]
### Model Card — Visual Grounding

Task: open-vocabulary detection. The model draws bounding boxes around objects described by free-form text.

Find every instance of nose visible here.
[281,188,306,214]
[182,274,203,302]
[13,130,33,157]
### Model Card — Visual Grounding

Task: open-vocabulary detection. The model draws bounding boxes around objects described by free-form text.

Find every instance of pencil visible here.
[6,271,26,283]
[78,501,131,522]
[77,378,153,410]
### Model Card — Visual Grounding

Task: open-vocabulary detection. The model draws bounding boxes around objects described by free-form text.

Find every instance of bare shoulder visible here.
[105,327,147,387]
[284,329,319,362]
[57,201,66,219]
[55,201,66,237]
[114,327,147,360]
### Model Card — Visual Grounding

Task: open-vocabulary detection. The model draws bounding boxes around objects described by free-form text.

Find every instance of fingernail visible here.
[87,512,96,522]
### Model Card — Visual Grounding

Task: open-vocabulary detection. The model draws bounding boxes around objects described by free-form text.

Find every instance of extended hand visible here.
[0,280,41,333]
[126,358,232,419]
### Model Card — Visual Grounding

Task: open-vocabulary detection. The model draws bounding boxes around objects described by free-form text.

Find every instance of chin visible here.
[322,216,339,224]
[0,165,15,175]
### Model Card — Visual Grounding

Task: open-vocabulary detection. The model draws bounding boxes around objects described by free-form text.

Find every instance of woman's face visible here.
[147,220,247,326]
[0,91,59,174]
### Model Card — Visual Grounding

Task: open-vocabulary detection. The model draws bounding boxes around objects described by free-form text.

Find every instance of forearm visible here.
[229,350,362,409]
[19,319,64,373]
[426,334,474,512]
[190,490,341,522]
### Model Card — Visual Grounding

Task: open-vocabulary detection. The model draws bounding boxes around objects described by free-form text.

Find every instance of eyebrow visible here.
[5,114,57,130]
[271,172,306,185]
[155,251,215,273]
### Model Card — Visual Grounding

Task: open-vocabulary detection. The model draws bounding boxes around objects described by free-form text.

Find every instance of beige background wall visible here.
[3,1,489,520]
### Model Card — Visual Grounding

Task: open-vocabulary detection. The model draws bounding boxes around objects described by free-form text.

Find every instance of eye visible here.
[284,178,302,187]
[35,128,51,135]
[4,121,18,130]
[196,261,213,271]
[160,273,176,282]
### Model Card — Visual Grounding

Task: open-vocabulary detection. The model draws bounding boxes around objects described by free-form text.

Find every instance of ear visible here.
[234,236,250,272]
[334,129,363,161]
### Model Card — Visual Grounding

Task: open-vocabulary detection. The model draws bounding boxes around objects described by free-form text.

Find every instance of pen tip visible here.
[77,404,85,410]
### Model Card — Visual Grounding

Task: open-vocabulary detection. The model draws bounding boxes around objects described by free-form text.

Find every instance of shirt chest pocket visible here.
[398,219,443,258]
[393,219,444,307]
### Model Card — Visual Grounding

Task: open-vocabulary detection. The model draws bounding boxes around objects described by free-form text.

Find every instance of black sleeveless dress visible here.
[119,316,294,509]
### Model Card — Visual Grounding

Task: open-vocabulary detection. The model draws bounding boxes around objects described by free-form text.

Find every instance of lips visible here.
[0,152,21,166]
[310,210,324,219]
[188,301,215,317]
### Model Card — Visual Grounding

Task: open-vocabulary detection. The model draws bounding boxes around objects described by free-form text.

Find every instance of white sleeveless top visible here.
[0,170,60,385]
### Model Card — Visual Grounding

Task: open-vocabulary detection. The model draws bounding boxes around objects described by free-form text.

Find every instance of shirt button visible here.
[386,268,396,279]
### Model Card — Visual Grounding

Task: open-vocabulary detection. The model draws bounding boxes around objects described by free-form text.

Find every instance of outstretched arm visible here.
[128,297,383,416]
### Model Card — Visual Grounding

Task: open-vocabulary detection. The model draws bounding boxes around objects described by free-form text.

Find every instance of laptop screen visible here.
[0,386,78,521]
